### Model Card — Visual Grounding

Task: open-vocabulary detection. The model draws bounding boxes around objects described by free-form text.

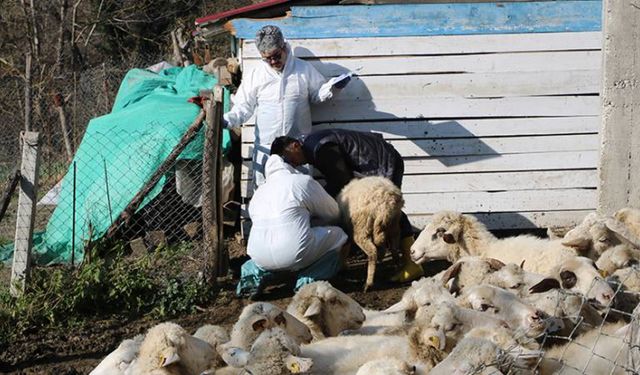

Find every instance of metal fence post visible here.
[11,131,41,297]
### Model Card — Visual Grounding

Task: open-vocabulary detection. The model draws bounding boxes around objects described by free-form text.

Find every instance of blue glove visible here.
[333,75,351,89]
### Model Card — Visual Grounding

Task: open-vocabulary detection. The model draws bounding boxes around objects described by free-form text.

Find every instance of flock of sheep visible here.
[89,176,640,374]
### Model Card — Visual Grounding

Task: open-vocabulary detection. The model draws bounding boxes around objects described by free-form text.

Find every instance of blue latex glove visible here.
[333,75,351,89]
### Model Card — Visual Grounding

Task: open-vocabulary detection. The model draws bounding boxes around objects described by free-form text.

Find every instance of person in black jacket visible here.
[270,128,424,283]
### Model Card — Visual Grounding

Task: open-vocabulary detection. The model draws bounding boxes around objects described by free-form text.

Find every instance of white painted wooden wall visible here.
[238,31,602,230]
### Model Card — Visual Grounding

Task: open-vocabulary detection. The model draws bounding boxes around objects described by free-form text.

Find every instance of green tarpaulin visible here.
[1,65,231,264]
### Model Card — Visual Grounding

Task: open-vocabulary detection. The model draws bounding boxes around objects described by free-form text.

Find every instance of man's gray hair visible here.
[255,25,285,53]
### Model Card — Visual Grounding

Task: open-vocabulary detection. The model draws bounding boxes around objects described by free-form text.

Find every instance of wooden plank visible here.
[403,188,596,213]
[312,71,600,100]
[11,131,40,297]
[241,117,600,143]
[241,150,599,179]
[241,170,596,198]
[408,210,595,230]
[242,50,602,77]
[242,133,599,159]
[230,2,601,39]
[308,96,601,122]
[241,32,602,58]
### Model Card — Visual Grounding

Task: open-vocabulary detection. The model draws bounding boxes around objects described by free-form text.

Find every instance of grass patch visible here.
[0,240,215,350]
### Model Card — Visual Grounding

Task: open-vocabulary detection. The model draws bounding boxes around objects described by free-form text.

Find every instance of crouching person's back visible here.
[237,155,348,299]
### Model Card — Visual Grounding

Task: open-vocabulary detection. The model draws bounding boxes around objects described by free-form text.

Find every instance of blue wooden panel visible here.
[230,1,602,39]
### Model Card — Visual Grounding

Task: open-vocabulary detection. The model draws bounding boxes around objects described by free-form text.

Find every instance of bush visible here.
[0,240,215,349]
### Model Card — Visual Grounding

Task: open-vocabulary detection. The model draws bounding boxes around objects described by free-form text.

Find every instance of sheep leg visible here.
[356,236,378,292]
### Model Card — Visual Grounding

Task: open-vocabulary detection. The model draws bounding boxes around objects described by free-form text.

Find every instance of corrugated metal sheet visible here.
[229,1,601,39]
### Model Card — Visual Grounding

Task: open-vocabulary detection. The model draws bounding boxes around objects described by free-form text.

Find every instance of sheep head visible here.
[529,256,614,308]
[288,281,365,338]
[221,328,313,375]
[229,303,312,351]
[411,211,492,265]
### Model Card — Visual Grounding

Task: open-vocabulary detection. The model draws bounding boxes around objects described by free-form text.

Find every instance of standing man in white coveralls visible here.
[223,25,350,186]
[236,155,348,299]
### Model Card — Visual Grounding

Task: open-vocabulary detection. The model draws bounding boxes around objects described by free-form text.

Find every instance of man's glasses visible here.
[261,50,283,63]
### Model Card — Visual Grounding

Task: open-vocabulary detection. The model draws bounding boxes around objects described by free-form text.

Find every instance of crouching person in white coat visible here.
[237,155,348,299]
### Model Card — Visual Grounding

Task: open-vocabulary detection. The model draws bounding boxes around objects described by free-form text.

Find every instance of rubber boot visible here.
[390,236,423,282]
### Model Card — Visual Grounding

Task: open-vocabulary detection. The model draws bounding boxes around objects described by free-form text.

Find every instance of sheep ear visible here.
[274,312,287,326]
[303,298,323,318]
[285,354,313,374]
[441,261,463,286]
[605,218,640,248]
[160,349,181,367]
[560,270,578,289]
[221,346,250,368]
[486,258,506,271]
[252,318,269,332]
[561,235,591,251]
[384,300,408,313]
[529,278,561,294]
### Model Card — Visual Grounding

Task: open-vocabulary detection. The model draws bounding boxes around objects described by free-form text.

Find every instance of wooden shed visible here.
[197,0,604,231]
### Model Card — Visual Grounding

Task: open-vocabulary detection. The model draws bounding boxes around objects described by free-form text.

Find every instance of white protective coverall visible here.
[247,155,348,271]
[223,44,336,186]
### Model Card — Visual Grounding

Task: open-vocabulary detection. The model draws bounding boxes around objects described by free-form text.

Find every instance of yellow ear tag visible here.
[289,362,301,373]
[599,269,609,278]
[428,335,440,349]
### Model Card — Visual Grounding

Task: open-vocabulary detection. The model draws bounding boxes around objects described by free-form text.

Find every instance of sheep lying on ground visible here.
[220,327,313,375]
[90,335,144,375]
[125,322,216,375]
[561,212,628,260]
[221,325,446,374]
[457,285,548,338]
[528,256,614,308]
[224,302,312,351]
[410,211,581,275]
[286,281,365,340]
[429,326,542,375]
[440,257,544,296]
[193,325,229,368]
[538,321,634,374]
[523,289,603,339]
[337,176,404,291]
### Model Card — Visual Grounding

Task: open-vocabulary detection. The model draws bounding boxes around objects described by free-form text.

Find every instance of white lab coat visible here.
[224,44,335,186]
[247,155,347,271]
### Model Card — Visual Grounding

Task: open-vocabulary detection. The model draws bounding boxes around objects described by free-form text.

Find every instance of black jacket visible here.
[301,129,404,196]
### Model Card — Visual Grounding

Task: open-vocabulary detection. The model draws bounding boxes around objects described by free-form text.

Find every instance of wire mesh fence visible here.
[0,56,235,278]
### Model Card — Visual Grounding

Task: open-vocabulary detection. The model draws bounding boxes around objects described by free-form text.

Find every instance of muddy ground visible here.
[0,237,450,374]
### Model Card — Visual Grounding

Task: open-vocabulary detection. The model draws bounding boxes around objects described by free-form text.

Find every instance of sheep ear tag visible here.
[286,355,313,373]
[599,269,609,278]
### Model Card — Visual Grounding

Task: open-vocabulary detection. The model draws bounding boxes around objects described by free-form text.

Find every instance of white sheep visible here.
[337,176,404,291]
[527,256,614,308]
[613,207,640,243]
[90,335,144,375]
[220,327,313,375]
[193,325,229,368]
[596,244,640,274]
[356,357,416,375]
[439,257,544,296]
[560,212,627,259]
[410,211,580,275]
[125,322,216,375]
[457,284,548,339]
[384,276,456,318]
[225,302,312,351]
[429,326,542,375]
[538,321,634,374]
[286,281,366,340]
